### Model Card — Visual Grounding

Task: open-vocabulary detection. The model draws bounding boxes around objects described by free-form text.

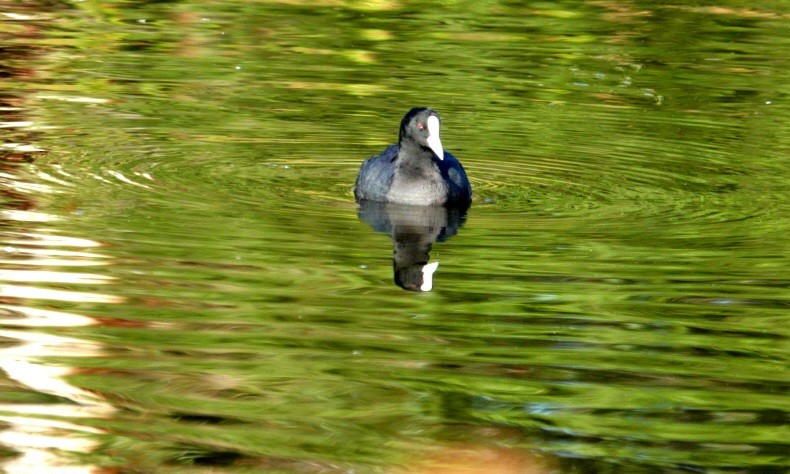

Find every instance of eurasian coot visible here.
[354,107,472,206]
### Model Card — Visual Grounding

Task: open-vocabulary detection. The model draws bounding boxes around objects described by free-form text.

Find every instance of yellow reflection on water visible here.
[0,327,115,474]
[0,305,95,327]
[0,229,119,473]
[0,210,58,223]
[0,270,114,284]
[4,233,103,247]
[0,284,122,303]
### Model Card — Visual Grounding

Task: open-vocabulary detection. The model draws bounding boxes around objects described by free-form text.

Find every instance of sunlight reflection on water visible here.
[0,327,114,474]
[0,227,118,473]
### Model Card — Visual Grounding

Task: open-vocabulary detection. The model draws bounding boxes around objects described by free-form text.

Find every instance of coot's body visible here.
[354,108,472,206]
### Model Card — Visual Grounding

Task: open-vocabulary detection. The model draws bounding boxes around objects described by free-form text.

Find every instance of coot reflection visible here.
[357,200,468,291]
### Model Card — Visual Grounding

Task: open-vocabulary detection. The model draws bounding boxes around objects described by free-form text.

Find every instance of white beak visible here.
[426,115,443,160]
[420,261,439,291]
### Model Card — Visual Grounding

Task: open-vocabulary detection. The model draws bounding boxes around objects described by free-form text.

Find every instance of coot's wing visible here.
[439,151,472,204]
[354,145,398,202]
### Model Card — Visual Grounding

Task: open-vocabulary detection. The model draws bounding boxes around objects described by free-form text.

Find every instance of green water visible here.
[1,1,788,473]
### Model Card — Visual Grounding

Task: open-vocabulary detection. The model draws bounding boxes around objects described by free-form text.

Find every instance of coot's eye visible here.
[416,122,424,130]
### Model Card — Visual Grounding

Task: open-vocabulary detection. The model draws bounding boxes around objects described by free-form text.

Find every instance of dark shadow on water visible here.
[357,200,469,292]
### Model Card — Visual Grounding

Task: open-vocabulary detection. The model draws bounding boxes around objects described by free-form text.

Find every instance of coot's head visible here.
[399,107,444,160]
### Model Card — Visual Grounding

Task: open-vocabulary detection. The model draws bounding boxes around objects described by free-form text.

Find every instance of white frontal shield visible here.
[426,115,443,160]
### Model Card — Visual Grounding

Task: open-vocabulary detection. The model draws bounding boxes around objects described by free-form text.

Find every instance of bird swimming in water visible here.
[354,107,472,206]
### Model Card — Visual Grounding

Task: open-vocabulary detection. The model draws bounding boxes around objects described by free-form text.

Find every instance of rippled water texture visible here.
[1,1,788,473]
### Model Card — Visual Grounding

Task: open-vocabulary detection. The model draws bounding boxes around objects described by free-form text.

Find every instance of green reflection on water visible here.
[1,0,788,473]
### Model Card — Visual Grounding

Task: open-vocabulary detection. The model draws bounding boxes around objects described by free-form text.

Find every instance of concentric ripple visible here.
[32,123,780,236]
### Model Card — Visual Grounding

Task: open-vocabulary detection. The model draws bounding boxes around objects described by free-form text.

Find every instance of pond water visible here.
[1,1,788,473]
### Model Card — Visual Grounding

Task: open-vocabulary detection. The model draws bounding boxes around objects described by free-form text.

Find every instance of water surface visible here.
[1,1,788,473]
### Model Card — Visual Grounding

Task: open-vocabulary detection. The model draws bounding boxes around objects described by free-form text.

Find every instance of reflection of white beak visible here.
[426,115,443,160]
[420,261,439,291]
